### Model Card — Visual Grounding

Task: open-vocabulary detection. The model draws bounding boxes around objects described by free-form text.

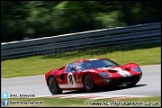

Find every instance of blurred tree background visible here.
[1,1,161,42]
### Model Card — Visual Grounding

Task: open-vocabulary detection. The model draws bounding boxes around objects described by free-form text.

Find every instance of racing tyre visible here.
[83,74,95,92]
[48,76,63,94]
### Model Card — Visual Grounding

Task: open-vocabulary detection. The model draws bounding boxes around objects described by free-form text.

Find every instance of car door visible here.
[59,62,77,89]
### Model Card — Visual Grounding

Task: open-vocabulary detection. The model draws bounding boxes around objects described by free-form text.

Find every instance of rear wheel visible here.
[83,74,95,92]
[48,76,63,94]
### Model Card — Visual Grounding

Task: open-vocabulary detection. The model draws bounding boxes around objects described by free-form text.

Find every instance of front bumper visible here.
[96,74,142,87]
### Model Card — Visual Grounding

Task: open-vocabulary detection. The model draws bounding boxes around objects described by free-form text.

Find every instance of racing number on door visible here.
[67,72,75,87]
[69,75,73,85]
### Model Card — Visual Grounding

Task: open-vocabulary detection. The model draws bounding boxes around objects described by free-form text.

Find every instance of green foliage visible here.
[96,11,127,28]
[1,1,161,42]
[24,1,58,38]
[52,1,101,34]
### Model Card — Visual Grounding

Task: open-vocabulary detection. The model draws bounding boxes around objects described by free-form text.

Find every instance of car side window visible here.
[78,62,88,70]
[65,63,76,72]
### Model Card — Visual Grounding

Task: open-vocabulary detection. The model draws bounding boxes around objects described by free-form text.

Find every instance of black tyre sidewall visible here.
[83,74,95,92]
[48,76,63,94]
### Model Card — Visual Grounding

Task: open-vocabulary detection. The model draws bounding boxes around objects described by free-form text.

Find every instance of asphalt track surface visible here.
[1,65,161,98]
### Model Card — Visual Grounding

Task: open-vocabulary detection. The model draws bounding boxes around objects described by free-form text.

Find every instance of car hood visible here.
[83,66,125,73]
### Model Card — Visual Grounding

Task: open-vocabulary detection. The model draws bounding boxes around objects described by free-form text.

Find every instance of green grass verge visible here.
[5,96,161,107]
[1,42,161,78]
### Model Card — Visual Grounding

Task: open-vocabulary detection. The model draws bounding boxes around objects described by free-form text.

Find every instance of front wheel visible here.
[83,74,96,92]
[47,76,63,94]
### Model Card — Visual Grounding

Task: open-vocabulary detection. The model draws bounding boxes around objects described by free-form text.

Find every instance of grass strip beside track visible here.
[6,96,161,107]
[1,42,161,78]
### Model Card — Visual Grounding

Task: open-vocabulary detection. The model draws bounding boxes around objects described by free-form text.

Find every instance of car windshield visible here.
[78,59,119,71]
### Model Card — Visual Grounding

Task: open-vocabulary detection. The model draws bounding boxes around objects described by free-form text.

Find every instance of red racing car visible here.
[45,58,142,94]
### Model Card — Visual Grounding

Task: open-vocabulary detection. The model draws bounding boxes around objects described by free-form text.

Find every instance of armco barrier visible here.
[1,22,161,60]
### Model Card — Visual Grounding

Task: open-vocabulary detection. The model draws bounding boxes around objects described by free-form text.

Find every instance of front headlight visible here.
[99,72,111,78]
[133,67,142,72]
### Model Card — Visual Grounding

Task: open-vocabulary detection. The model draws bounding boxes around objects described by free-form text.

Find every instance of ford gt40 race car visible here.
[45,58,142,94]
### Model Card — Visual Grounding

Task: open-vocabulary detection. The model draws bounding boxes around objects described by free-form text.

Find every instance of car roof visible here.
[75,58,107,62]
